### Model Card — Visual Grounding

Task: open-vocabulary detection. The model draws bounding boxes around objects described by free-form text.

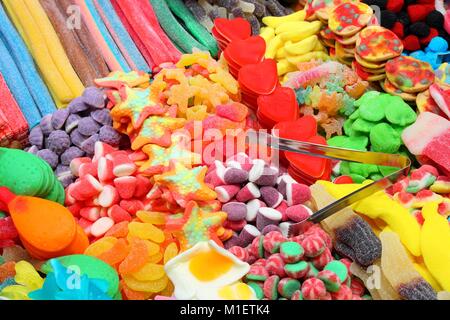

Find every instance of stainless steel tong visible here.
[246,130,411,237]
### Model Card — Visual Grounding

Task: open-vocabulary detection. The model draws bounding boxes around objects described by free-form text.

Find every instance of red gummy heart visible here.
[238,59,278,95]
[225,36,266,67]
[214,18,251,42]
[257,87,299,126]
[211,27,228,44]
[285,135,330,179]
[272,115,317,141]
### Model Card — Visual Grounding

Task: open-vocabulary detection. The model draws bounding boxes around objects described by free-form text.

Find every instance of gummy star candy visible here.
[131,114,186,150]
[165,201,227,249]
[167,80,199,116]
[95,71,150,90]
[186,105,208,121]
[190,75,230,111]
[111,86,167,131]
[139,140,200,175]
[28,259,112,300]
[154,162,217,207]
[175,51,211,69]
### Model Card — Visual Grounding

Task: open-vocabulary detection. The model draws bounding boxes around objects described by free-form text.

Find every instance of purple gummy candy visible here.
[68,97,89,114]
[224,168,249,184]
[55,165,71,177]
[99,125,122,147]
[60,146,85,166]
[246,199,266,222]
[78,117,101,136]
[65,114,81,133]
[29,126,44,149]
[256,207,282,231]
[58,174,75,188]
[260,186,283,208]
[27,145,39,155]
[40,114,54,136]
[222,202,247,221]
[277,174,296,197]
[254,166,278,186]
[224,234,242,250]
[238,224,261,247]
[70,129,88,148]
[261,225,281,235]
[37,149,59,170]
[81,133,99,155]
[82,87,105,109]
[91,109,112,126]
[46,130,71,155]
[51,109,70,130]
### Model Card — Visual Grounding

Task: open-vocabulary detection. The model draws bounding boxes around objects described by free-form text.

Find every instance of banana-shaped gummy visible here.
[284,35,318,56]
[265,34,283,59]
[285,51,330,65]
[276,59,297,76]
[421,202,450,291]
[259,27,275,43]
[275,21,312,35]
[279,21,322,43]
[262,10,306,28]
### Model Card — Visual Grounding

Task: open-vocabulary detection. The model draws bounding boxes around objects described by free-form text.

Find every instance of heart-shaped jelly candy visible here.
[214,18,252,42]
[238,59,278,95]
[272,116,317,141]
[257,87,299,127]
[285,135,330,179]
[225,36,266,67]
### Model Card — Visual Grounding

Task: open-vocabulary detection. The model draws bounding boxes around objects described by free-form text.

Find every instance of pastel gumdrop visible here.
[223,168,249,184]
[222,202,248,221]
[236,182,261,202]
[286,204,313,222]
[245,199,266,222]
[256,207,282,231]
[260,186,283,208]
[215,185,240,203]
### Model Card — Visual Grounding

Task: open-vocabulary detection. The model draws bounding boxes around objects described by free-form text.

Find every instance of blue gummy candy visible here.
[427,37,449,53]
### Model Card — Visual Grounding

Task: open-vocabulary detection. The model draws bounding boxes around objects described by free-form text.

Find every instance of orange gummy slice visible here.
[147,252,163,264]
[0,261,16,282]
[120,280,154,300]
[8,196,76,252]
[105,221,129,238]
[97,238,130,266]
[119,238,149,275]
[144,240,161,256]
[136,211,167,225]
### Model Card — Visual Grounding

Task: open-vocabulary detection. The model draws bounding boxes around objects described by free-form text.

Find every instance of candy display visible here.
[0,0,449,302]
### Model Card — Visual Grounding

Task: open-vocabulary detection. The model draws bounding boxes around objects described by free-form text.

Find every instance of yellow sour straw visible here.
[3,0,84,107]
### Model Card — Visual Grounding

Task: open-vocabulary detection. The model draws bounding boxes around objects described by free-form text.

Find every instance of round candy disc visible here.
[356,26,403,62]
[329,2,373,36]
[385,56,435,93]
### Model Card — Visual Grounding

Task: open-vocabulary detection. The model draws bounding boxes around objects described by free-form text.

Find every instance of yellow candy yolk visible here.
[218,283,254,300]
[189,249,234,281]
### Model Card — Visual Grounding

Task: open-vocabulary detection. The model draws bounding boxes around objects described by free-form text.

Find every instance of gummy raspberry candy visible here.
[81,134,99,155]
[37,149,59,170]
[82,87,105,109]
[91,109,112,126]
[99,126,122,147]
[40,114,54,136]
[334,216,382,267]
[51,108,70,130]
[29,126,44,149]
[68,97,89,114]
[46,130,71,155]
[60,146,85,166]
[78,117,101,136]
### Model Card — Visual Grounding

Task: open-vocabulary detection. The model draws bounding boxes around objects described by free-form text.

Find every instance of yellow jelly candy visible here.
[14,261,44,291]
[163,242,179,264]
[277,59,297,76]
[421,202,450,291]
[131,263,166,281]
[265,34,283,59]
[122,274,169,293]
[176,52,210,68]
[186,105,208,121]
[148,252,163,264]
[137,211,167,225]
[279,21,322,43]
[144,240,161,256]
[275,21,312,35]
[262,10,306,28]
[128,222,165,243]
[284,35,319,56]
[0,285,31,300]
[259,27,275,42]
[209,69,239,95]
[276,46,287,59]
[84,237,118,257]
[285,52,330,65]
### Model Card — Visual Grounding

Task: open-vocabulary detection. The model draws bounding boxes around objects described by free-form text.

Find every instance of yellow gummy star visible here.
[154,162,217,207]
